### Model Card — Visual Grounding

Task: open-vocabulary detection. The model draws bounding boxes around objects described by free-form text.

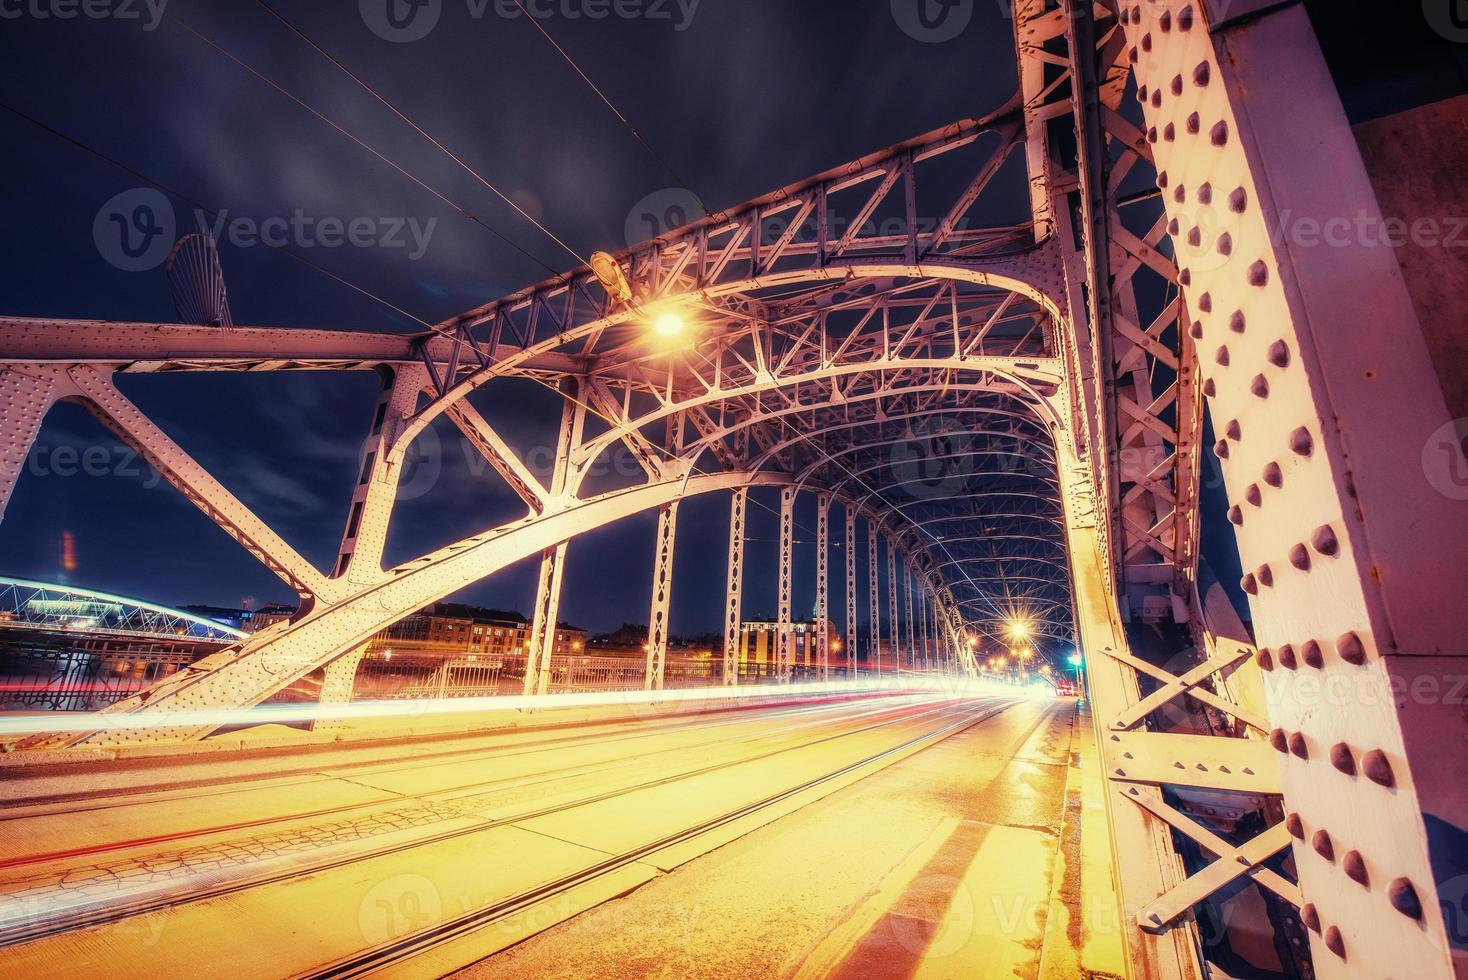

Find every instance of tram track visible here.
[0,696,1016,954]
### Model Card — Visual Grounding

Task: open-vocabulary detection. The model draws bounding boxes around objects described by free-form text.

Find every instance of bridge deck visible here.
[0,693,1120,978]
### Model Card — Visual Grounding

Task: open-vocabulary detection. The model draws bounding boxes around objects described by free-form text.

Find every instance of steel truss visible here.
[2,3,1463,977]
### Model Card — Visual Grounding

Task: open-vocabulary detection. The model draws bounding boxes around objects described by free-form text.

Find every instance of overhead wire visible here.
[250,0,591,268]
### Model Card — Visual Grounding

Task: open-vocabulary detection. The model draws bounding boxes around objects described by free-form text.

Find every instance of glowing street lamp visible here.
[652,312,685,337]
[1006,619,1031,641]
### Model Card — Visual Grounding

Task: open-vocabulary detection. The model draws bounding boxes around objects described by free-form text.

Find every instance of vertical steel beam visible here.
[776,486,795,681]
[311,641,370,733]
[723,487,747,685]
[885,536,900,671]
[644,500,679,690]
[524,543,567,697]
[333,365,429,584]
[916,586,927,668]
[524,378,585,697]
[867,518,881,676]
[844,508,858,679]
[815,492,830,681]
[903,557,916,673]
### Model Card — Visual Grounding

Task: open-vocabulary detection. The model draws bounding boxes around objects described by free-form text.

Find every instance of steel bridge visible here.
[1,2,1465,978]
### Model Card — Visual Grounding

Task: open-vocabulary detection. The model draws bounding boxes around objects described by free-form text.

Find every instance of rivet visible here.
[1302,640,1324,668]
[1248,260,1269,286]
[1129,46,1138,63]
[1188,317,1202,338]
[1388,878,1423,920]
[1269,728,1288,753]
[1324,925,1346,959]
[1210,121,1229,146]
[1142,32,1152,52]
[1225,419,1241,440]
[1362,749,1395,787]
[1227,504,1243,525]
[1251,374,1269,398]
[1312,829,1334,861]
[1178,267,1190,285]
[1289,543,1311,570]
[1343,850,1369,886]
[1193,61,1210,86]
[1229,310,1246,333]
[1187,225,1201,246]
[1197,182,1212,204]
[1289,732,1309,759]
[1163,123,1175,142]
[1301,902,1321,933]
[1217,232,1233,256]
[1241,573,1258,595]
[1178,5,1194,31]
[1160,10,1172,31]
[1170,73,1182,95]
[1175,184,1187,203]
[1169,217,1181,236]
[1202,378,1216,397]
[1311,524,1339,556]
[1121,6,1132,25]
[1215,438,1230,459]
[1245,483,1262,507]
[1198,291,1212,312]
[1215,345,1230,366]
[1337,632,1367,665]
[1289,427,1314,456]
[1148,126,1158,144]
[1151,88,1163,108]
[1263,461,1282,487]
[1255,647,1274,670]
[1186,111,1200,134]
[1229,187,1248,212]
[1277,644,1297,669]
[1285,813,1304,839]
[1158,170,1169,188]
[1257,564,1274,588]
[1330,742,1356,776]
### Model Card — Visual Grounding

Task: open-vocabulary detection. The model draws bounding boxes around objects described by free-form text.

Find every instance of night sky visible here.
[0,0,1241,637]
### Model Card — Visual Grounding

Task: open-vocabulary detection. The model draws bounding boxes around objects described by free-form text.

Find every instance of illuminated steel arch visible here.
[2,3,1464,977]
